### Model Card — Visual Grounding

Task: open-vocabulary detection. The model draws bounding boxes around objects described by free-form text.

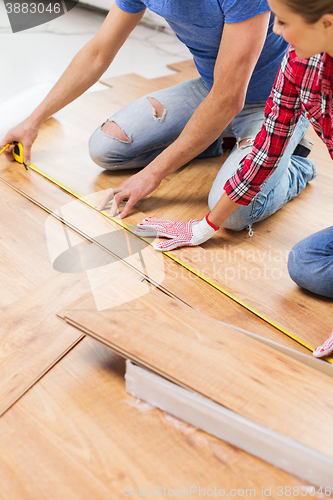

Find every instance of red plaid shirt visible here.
[224,46,333,205]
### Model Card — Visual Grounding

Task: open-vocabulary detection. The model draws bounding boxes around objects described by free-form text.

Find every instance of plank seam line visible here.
[0,175,185,306]
[0,334,85,418]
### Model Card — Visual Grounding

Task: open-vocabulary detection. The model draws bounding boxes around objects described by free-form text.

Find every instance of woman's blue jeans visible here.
[89,77,315,230]
[288,227,333,298]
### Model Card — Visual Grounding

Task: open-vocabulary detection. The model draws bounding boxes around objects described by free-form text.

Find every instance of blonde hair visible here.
[281,0,333,23]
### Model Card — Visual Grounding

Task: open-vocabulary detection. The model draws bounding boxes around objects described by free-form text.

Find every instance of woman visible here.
[137,0,333,357]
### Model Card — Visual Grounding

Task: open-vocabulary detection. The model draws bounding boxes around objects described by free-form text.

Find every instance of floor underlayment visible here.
[0,61,332,496]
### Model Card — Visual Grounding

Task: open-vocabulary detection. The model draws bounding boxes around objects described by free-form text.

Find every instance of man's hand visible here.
[1,119,38,165]
[1,4,144,168]
[96,167,162,218]
[134,214,219,251]
[313,330,333,358]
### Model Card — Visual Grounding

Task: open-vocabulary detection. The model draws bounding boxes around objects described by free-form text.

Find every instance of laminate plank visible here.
[100,59,199,90]
[62,289,333,461]
[0,181,96,414]
[0,232,156,419]
[0,179,143,415]
[0,336,317,499]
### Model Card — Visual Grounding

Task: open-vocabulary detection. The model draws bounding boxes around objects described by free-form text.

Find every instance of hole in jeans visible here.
[101,121,131,142]
[147,97,166,122]
[237,137,254,150]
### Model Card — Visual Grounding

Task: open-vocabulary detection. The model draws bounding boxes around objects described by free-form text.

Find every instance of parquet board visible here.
[1,60,331,351]
[62,289,333,461]
[0,181,93,415]
[100,59,200,91]
[0,336,318,499]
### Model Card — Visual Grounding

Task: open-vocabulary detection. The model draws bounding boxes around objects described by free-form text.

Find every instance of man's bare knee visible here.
[101,121,131,142]
[147,97,166,121]
[237,137,254,149]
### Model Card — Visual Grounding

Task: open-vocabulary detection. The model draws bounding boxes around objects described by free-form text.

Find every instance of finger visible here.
[134,227,158,238]
[135,226,174,238]
[118,195,137,219]
[137,217,169,227]
[153,238,193,252]
[23,142,32,165]
[96,188,116,211]
[137,217,153,227]
[313,331,333,358]
[3,144,14,161]
[109,191,128,217]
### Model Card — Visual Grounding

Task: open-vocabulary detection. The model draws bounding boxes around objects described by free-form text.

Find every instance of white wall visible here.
[79,0,114,10]
[79,0,169,28]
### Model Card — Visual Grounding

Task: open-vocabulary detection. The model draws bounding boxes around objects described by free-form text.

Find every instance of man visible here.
[1,0,314,226]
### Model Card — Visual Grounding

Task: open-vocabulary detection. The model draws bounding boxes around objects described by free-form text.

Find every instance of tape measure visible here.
[1,141,330,361]
[12,142,28,170]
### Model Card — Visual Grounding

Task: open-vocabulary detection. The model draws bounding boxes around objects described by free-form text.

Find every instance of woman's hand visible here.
[134,214,219,251]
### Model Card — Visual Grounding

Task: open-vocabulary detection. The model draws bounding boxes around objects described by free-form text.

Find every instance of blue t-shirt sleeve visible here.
[223,0,270,24]
[115,0,146,14]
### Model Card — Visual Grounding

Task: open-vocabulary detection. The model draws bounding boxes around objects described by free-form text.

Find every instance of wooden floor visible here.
[0,60,332,496]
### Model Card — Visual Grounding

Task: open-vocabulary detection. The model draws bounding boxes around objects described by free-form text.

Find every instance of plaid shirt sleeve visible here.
[224,47,302,205]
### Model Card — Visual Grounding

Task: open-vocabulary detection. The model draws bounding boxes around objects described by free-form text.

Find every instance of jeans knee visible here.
[287,244,302,285]
[221,210,249,231]
[288,241,312,290]
[88,127,127,170]
[208,190,249,231]
[208,189,219,212]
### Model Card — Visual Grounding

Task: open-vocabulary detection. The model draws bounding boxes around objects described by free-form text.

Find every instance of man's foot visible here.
[293,137,314,158]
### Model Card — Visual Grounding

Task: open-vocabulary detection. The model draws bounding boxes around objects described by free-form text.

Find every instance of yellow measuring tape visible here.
[1,142,330,359]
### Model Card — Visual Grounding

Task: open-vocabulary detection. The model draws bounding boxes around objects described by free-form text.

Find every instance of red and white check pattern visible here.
[224,47,333,205]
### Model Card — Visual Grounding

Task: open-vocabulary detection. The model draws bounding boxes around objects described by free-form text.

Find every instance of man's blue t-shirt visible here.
[115,0,288,102]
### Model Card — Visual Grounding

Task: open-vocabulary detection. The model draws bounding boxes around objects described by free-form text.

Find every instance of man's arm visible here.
[98,11,271,218]
[0,4,145,164]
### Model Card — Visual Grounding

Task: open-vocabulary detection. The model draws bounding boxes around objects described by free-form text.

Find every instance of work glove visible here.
[134,214,219,251]
[313,330,333,358]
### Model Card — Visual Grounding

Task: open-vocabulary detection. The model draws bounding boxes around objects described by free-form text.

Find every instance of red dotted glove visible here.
[135,214,219,251]
[313,330,333,358]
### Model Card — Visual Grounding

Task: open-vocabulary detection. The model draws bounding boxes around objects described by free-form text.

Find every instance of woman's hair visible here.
[282,0,333,23]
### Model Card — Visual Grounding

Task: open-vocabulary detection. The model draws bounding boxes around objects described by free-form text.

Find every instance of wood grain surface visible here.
[0,181,94,415]
[0,336,318,500]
